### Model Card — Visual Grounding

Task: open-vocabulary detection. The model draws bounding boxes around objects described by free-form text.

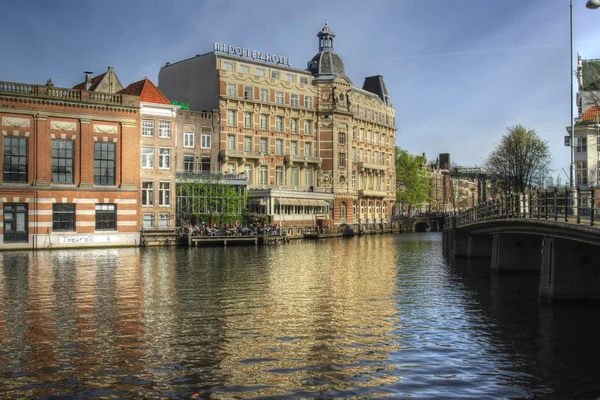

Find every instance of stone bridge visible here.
[442,189,600,303]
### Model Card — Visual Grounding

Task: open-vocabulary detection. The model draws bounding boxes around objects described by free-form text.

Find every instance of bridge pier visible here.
[451,230,470,258]
[491,233,542,272]
[539,237,600,302]
[467,235,492,258]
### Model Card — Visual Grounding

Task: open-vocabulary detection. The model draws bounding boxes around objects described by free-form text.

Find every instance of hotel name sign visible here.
[213,42,291,67]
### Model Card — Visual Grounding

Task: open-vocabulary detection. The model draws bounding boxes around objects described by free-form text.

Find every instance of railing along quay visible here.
[450,186,599,228]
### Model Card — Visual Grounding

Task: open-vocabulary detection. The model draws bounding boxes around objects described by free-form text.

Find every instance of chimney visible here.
[84,71,94,90]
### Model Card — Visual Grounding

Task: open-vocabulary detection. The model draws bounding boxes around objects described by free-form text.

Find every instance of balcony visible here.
[220,149,262,162]
[284,154,322,165]
[176,171,248,185]
[357,161,387,172]
[358,189,388,198]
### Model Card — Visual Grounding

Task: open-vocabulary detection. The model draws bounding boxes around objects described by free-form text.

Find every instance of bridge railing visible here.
[449,186,598,229]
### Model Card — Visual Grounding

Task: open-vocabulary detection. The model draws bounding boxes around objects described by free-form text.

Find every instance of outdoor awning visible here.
[276,198,300,205]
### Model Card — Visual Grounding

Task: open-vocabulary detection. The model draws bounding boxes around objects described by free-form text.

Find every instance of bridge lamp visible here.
[586,0,600,9]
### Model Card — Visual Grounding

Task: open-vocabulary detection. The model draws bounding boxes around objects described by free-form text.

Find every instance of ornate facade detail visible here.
[93,124,118,134]
[50,121,76,131]
[2,117,30,127]
[318,170,333,187]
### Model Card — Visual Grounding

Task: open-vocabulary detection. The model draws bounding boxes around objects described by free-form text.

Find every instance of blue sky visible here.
[3,0,600,180]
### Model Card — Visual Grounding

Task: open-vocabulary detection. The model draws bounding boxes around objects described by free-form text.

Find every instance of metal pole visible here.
[279,187,283,236]
[570,0,576,190]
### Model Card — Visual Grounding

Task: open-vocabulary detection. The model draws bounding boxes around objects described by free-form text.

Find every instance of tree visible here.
[484,125,552,195]
[395,147,430,213]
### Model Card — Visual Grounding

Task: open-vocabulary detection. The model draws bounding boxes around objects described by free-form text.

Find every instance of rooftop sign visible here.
[213,42,291,67]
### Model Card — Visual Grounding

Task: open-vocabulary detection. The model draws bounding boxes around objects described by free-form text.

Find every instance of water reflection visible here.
[0,235,599,398]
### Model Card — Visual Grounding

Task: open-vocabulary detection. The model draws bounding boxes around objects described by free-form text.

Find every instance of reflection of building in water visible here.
[214,237,400,397]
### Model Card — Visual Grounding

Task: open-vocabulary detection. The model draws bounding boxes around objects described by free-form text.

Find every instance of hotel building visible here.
[0,68,141,250]
[159,24,396,229]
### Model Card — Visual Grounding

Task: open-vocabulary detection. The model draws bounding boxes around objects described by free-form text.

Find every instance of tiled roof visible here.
[73,73,106,90]
[119,78,171,105]
[580,106,600,123]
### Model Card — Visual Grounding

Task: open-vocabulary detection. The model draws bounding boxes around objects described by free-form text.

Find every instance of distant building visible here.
[159,23,396,230]
[0,68,141,249]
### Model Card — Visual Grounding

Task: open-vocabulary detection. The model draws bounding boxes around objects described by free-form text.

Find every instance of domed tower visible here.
[308,23,346,79]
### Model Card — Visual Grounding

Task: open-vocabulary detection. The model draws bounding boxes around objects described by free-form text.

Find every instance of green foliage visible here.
[395,147,430,208]
[484,125,552,195]
[177,178,247,226]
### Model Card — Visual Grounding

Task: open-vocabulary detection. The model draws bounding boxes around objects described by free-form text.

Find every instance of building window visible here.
[240,65,250,74]
[52,203,75,231]
[223,61,234,71]
[260,114,269,130]
[143,213,154,228]
[227,134,236,150]
[374,132,379,145]
[159,120,171,138]
[382,114,386,124]
[184,130,194,147]
[227,110,236,127]
[352,127,357,140]
[352,147,357,161]
[158,213,170,227]
[352,171,356,189]
[360,201,365,218]
[291,94,299,107]
[575,136,587,153]
[359,107,364,118]
[374,152,379,165]
[353,201,357,218]
[304,142,312,157]
[244,85,253,100]
[305,167,313,186]
[94,142,115,185]
[367,109,372,120]
[339,152,346,168]
[304,96,313,108]
[275,139,283,155]
[260,88,269,102]
[286,73,296,83]
[142,147,154,168]
[291,141,298,156]
[360,129,364,142]
[276,91,284,105]
[227,83,236,97]
[291,118,298,134]
[3,136,27,183]
[260,138,269,154]
[201,131,211,149]
[51,139,74,184]
[95,204,116,230]
[271,71,280,79]
[576,161,588,186]
[275,116,284,132]
[304,120,312,135]
[367,131,371,143]
[383,202,387,218]
[183,155,194,172]
[256,68,265,77]
[339,132,346,145]
[245,164,253,184]
[276,166,284,185]
[142,119,154,137]
[340,201,347,221]
[259,165,268,185]
[244,136,253,152]
[200,156,211,172]
[159,148,171,169]
[159,182,171,206]
[291,167,299,186]
[359,148,364,162]
[142,181,154,206]
[244,112,253,128]
[381,175,386,191]
[374,111,378,122]
[300,76,309,84]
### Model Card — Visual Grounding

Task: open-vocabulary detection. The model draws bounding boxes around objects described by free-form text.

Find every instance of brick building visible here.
[159,23,396,231]
[0,69,140,250]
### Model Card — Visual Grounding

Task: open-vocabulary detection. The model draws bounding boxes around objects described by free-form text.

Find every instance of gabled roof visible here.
[580,105,600,123]
[73,73,106,90]
[119,78,171,105]
[362,75,389,104]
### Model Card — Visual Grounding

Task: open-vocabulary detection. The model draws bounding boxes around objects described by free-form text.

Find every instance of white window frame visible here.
[256,68,265,77]
[259,165,269,185]
[223,61,234,71]
[290,118,298,134]
[304,120,312,135]
[158,148,171,169]
[290,94,299,107]
[227,110,236,127]
[304,96,313,108]
[244,112,252,128]
[201,131,211,149]
[159,120,171,138]
[286,73,296,83]
[276,91,284,105]
[142,119,154,137]
[244,85,253,100]
[275,116,283,132]
[227,134,236,150]
[141,147,154,168]
[260,138,268,154]
[304,142,312,157]
[260,88,269,102]
[275,166,284,185]
[227,83,236,97]
[184,130,194,148]
[159,181,171,206]
[275,139,283,155]
[260,114,269,130]
[244,136,253,152]
[142,181,154,206]
[240,65,250,74]
[291,141,298,156]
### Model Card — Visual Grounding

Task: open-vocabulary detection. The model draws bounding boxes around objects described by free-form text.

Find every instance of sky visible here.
[2,0,600,180]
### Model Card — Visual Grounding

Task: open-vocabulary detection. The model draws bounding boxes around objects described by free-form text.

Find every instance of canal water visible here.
[1,233,599,399]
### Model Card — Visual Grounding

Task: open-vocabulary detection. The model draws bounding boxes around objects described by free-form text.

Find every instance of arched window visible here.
[340,201,347,221]
[368,201,373,218]
[352,202,357,218]
[376,201,381,220]
[383,202,387,220]
[360,201,365,218]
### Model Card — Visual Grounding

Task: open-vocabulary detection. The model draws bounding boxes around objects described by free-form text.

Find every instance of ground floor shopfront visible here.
[0,189,139,250]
